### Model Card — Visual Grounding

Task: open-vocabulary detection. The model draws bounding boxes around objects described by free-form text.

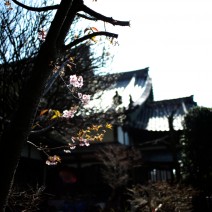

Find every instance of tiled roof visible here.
[129,96,197,131]
[87,67,197,132]
[86,67,152,112]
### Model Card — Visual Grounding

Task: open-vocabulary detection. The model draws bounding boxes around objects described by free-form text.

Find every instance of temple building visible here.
[86,67,197,182]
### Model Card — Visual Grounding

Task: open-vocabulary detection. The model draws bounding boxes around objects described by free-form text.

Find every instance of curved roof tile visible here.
[86,67,151,112]
[131,96,197,131]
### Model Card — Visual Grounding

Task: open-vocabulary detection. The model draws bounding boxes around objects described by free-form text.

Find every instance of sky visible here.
[83,0,212,107]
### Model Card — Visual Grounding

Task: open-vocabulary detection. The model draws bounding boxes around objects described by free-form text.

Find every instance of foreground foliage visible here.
[8,185,46,212]
[127,182,198,212]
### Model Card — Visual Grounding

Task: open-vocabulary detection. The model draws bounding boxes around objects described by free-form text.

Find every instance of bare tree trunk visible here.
[0,1,74,210]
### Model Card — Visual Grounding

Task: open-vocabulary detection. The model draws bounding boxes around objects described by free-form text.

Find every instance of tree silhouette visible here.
[96,144,141,211]
[0,0,130,210]
[180,106,212,193]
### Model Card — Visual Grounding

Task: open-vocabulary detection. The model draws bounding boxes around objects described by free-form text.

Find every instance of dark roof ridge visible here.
[109,67,149,78]
[148,95,196,105]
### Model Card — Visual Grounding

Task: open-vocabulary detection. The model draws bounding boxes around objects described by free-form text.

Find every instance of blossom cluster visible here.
[68,75,90,105]
[61,124,112,156]
[72,136,90,147]
[61,138,90,154]
[78,93,90,105]
[71,123,112,146]
[69,75,83,88]
[62,106,78,119]
[44,124,113,165]
[46,155,61,166]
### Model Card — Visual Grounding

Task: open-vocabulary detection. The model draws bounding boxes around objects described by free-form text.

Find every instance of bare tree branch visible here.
[30,120,58,135]
[77,12,97,21]
[45,1,73,46]
[65,31,118,50]
[81,4,130,26]
[11,0,59,12]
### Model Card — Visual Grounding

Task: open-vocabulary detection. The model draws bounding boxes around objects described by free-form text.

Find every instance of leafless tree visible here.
[96,144,141,211]
[0,0,130,210]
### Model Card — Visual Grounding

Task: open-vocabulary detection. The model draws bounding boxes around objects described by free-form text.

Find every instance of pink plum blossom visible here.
[62,107,77,118]
[78,138,90,146]
[78,93,90,105]
[69,75,83,88]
